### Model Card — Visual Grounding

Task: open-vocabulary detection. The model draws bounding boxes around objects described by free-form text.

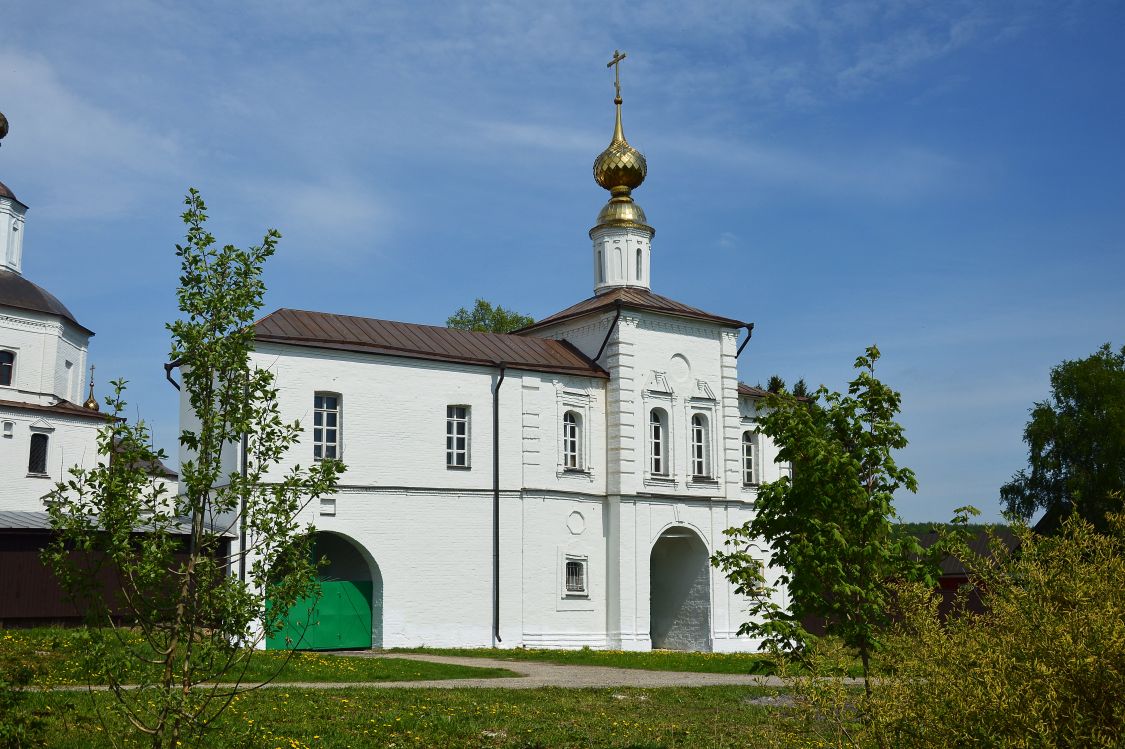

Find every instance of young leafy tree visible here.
[714,346,933,693]
[446,298,534,333]
[1002,343,1125,532]
[44,189,343,749]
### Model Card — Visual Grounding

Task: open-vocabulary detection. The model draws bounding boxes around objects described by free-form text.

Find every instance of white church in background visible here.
[189,56,789,653]
[0,170,106,511]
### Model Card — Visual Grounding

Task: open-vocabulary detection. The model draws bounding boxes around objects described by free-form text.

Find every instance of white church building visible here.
[193,67,789,652]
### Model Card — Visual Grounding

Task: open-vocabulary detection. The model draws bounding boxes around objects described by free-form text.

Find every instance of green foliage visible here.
[791,378,811,399]
[1002,343,1125,531]
[714,346,935,691]
[765,374,786,394]
[446,298,534,333]
[43,190,343,749]
[878,510,1125,747]
[0,663,46,749]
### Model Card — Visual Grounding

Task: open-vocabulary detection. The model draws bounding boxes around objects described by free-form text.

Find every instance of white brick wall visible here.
[211,312,785,652]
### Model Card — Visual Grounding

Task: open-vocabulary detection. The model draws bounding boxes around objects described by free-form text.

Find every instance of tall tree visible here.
[765,374,786,394]
[1002,343,1125,532]
[447,298,534,333]
[714,346,933,694]
[44,190,343,749]
[792,378,811,399]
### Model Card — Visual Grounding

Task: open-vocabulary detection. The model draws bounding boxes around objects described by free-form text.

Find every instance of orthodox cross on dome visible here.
[84,364,99,411]
[607,50,627,104]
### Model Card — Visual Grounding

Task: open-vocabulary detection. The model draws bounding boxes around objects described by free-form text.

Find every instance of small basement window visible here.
[564,557,588,596]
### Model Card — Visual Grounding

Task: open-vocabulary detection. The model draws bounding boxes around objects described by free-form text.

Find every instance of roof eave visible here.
[253,335,610,380]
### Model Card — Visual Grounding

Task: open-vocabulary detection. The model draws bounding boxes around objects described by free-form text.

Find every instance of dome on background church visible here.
[0,180,18,203]
[0,269,92,335]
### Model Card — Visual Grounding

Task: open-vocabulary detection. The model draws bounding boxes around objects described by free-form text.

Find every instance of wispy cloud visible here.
[0,50,188,219]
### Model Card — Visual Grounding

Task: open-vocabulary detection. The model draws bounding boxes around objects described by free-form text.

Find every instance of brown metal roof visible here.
[0,180,19,203]
[737,383,771,399]
[518,287,748,333]
[0,397,115,421]
[0,270,93,335]
[254,308,609,379]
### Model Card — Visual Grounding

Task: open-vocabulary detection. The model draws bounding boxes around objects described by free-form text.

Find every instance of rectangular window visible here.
[313,393,340,460]
[447,405,470,468]
[564,558,587,595]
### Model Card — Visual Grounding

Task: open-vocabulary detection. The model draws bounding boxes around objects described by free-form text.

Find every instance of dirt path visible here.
[293,651,793,690]
[39,652,806,691]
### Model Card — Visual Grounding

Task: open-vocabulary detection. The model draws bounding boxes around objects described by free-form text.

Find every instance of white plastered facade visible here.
[189,297,785,652]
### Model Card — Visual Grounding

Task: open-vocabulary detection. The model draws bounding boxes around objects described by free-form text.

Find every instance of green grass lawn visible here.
[391,646,779,674]
[0,628,515,686]
[20,685,787,748]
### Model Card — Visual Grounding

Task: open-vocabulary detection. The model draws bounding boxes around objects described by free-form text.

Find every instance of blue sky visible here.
[1,1,1122,522]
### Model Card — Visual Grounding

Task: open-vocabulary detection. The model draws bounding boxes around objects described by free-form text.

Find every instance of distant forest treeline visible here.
[896,522,1009,536]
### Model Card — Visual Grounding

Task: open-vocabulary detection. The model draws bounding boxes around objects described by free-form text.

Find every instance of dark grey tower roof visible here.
[0,269,93,335]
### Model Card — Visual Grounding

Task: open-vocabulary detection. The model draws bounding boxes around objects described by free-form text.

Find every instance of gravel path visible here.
[39,652,806,691]
[299,651,793,689]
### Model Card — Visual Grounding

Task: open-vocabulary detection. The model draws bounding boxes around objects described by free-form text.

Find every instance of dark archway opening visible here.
[650,527,712,651]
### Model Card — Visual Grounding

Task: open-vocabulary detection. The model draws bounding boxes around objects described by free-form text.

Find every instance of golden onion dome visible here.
[593,107,647,192]
[590,52,653,237]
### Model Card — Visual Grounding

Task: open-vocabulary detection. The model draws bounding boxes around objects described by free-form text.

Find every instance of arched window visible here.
[636,248,642,280]
[28,433,48,475]
[596,249,604,284]
[691,414,710,478]
[742,431,757,485]
[562,411,581,469]
[649,408,667,475]
[0,350,13,387]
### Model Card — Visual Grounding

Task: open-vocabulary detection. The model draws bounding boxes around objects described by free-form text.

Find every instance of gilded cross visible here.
[607,50,627,102]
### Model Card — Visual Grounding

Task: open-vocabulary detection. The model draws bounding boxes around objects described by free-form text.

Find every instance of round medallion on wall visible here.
[669,353,692,389]
[567,511,586,535]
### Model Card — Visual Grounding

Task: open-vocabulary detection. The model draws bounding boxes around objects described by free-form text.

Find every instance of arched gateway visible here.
[267,532,383,650]
[649,527,712,651]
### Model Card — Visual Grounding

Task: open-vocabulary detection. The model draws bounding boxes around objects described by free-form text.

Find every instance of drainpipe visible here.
[238,376,248,583]
[593,301,623,363]
[735,323,755,358]
[492,362,506,645]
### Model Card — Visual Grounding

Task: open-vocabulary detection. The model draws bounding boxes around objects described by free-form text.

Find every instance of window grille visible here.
[28,433,48,474]
[562,411,580,469]
[447,405,470,467]
[565,559,586,594]
[313,393,340,460]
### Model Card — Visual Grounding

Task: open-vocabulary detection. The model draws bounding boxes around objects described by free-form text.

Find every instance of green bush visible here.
[768,509,1125,748]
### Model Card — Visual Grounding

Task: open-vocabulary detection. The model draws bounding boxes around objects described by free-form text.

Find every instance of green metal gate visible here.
[266,579,373,650]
